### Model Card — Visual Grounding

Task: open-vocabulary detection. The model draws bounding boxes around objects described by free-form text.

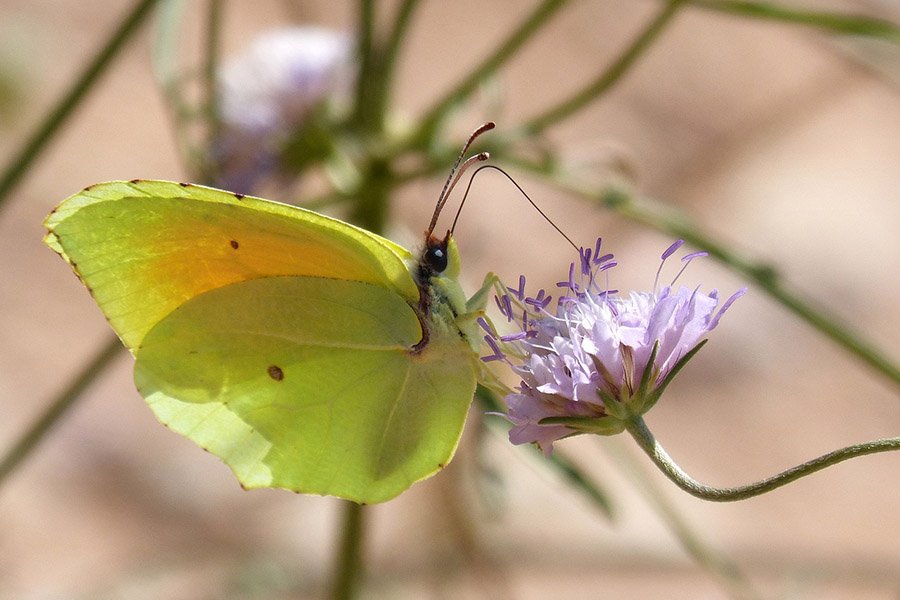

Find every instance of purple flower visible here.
[484,239,745,455]
[214,27,354,193]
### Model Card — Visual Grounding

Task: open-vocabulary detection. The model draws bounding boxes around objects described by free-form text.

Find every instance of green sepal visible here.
[631,340,660,408]
[538,415,626,436]
[598,388,629,421]
[637,339,709,415]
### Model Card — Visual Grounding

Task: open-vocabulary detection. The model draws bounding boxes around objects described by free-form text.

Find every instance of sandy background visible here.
[1,1,899,598]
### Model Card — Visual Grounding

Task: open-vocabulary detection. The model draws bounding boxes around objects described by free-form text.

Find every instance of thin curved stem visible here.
[604,438,761,600]
[685,0,900,43]
[625,416,900,502]
[0,0,160,212]
[519,0,685,136]
[411,0,568,146]
[0,337,123,490]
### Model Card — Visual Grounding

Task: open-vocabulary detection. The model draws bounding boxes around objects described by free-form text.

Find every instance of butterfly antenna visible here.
[427,122,495,236]
[451,164,579,252]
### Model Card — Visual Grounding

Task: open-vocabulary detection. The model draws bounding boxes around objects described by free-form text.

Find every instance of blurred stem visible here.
[350,157,392,234]
[475,385,615,519]
[625,416,900,501]
[330,501,365,600]
[519,0,685,137]
[515,160,900,389]
[601,187,900,389]
[685,0,900,42]
[543,448,615,519]
[604,438,761,600]
[336,3,391,584]
[352,0,381,134]
[152,0,197,170]
[376,0,420,117]
[411,0,568,147]
[0,0,160,212]
[0,337,122,490]
[198,0,223,183]
[391,0,684,183]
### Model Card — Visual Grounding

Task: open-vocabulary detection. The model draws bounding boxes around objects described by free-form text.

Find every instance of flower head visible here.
[215,26,354,193]
[482,238,745,455]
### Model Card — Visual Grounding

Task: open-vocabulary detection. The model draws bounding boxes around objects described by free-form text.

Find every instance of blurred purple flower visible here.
[483,238,745,455]
[215,26,353,193]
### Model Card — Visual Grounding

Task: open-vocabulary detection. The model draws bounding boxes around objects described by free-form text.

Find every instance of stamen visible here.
[556,262,578,292]
[709,287,747,329]
[477,317,495,337]
[526,289,551,311]
[501,331,530,342]
[481,335,506,362]
[655,239,685,293]
[579,247,592,276]
[495,295,513,320]
[509,275,527,300]
[661,239,685,260]
[671,251,709,286]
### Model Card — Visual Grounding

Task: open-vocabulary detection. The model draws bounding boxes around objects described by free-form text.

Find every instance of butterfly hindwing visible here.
[136,276,476,503]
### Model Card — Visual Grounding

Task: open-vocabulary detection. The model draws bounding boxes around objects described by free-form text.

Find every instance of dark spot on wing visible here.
[82,184,95,192]
[230,239,239,250]
[179,182,190,187]
[233,192,245,200]
[129,178,140,184]
[268,365,284,381]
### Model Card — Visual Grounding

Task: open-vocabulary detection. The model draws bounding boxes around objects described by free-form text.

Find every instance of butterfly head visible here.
[419,230,460,281]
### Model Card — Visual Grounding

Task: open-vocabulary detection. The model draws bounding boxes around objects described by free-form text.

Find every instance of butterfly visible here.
[43,124,496,504]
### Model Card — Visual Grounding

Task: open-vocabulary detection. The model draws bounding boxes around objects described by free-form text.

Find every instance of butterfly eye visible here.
[424,243,448,273]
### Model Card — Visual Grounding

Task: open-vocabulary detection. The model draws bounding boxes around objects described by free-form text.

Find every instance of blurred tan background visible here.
[1,1,899,598]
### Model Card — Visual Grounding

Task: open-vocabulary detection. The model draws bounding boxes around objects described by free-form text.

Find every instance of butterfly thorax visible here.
[411,233,471,353]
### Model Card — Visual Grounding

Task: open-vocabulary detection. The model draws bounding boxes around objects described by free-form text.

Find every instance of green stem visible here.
[605,439,761,600]
[603,189,900,389]
[200,0,223,182]
[350,157,392,233]
[389,2,682,184]
[475,386,615,519]
[0,337,122,489]
[330,500,365,600]
[625,416,900,502]
[520,0,685,136]
[544,449,615,518]
[685,0,900,42]
[351,0,380,133]
[411,0,568,146]
[0,0,160,211]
